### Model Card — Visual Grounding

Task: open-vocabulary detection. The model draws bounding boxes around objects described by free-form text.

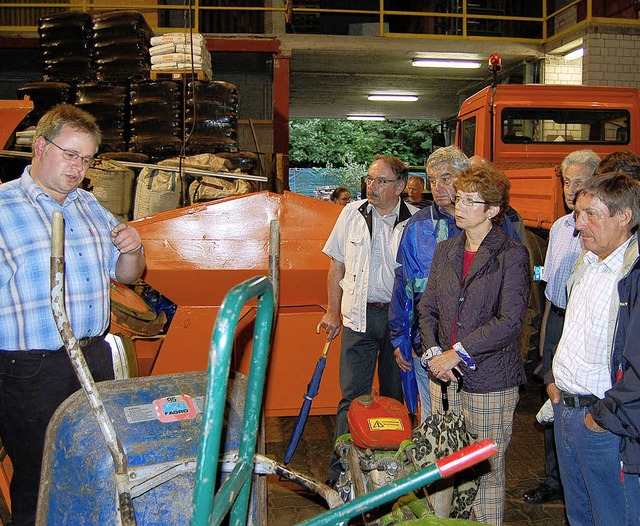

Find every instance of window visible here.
[501,108,630,145]
[460,116,476,157]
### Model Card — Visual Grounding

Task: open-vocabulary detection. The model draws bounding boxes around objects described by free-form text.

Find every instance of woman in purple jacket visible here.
[418,164,530,525]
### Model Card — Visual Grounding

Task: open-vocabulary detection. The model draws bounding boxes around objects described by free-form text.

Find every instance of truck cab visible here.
[456,84,639,230]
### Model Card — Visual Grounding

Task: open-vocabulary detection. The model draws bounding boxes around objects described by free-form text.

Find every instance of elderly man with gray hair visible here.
[319,154,417,485]
[549,172,640,525]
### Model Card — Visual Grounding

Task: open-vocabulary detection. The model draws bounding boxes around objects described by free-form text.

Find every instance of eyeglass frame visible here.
[43,137,96,168]
[364,176,400,186]
[454,195,489,207]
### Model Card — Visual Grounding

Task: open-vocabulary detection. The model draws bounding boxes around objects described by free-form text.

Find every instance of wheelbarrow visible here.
[38,212,277,525]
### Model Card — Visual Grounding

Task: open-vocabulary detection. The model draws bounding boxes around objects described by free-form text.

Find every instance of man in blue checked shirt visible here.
[0,104,145,526]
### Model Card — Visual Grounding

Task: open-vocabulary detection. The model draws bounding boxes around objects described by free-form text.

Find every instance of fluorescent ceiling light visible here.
[347,115,385,121]
[564,47,584,61]
[368,94,418,102]
[412,59,482,69]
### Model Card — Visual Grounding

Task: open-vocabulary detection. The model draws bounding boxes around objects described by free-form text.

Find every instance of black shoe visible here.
[523,482,563,504]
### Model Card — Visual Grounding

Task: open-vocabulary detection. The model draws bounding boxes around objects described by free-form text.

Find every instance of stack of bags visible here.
[185,80,239,154]
[129,80,183,159]
[92,11,153,82]
[75,83,128,152]
[38,11,94,83]
[149,32,213,79]
[16,82,73,130]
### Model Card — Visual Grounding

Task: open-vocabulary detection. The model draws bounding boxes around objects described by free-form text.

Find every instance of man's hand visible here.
[546,382,561,404]
[319,312,341,341]
[111,223,142,255]
[585,412,606,432]
[394,348,413,372]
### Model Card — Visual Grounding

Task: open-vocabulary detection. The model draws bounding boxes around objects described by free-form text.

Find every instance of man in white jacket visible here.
[319,154,417,484]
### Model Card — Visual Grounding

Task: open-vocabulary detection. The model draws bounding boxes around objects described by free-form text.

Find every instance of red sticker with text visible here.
[153,395,198,423]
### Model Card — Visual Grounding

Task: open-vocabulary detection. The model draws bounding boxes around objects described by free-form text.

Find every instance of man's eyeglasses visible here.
[43,137,96,168]
[365,176,399,186]
[454,196,488,207]
[427,176,453,187]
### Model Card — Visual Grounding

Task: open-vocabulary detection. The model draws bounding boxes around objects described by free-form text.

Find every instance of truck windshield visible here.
[501,108,629,145]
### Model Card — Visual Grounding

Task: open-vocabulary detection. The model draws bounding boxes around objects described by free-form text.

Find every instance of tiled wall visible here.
[583,31,640,87]
[543,54,582,85]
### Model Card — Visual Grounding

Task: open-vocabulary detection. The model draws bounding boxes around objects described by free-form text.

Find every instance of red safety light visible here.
[488,53,502,73]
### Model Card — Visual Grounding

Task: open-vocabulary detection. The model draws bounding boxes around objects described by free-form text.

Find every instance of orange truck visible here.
[455,83,639,232]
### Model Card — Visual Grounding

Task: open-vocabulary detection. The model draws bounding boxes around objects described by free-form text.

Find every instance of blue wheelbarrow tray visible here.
[36,371,264,525]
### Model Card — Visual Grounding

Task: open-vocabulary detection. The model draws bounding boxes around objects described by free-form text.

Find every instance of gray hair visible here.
[426,146,471,175]
[560,149,601,177]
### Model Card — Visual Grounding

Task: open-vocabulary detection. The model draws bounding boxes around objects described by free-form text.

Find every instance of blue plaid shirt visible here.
[0,166,120,351]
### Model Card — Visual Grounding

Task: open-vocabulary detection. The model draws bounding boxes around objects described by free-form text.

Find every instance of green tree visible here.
[289,118,439,167]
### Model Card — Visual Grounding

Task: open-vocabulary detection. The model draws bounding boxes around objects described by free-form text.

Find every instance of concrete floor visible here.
[265,380,568,525]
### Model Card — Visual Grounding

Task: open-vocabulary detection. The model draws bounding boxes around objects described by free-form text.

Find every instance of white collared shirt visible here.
[367,200,400,303]
[553,237,632,398]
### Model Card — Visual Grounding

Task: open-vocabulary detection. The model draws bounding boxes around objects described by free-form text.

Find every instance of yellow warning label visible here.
[368,418,404,431]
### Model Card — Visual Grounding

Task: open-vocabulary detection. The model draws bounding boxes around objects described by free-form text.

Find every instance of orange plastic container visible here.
[347,395,412,450]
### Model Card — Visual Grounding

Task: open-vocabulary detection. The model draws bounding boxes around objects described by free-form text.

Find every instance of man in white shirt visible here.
[549,172,640,525]
[319,154,417,484]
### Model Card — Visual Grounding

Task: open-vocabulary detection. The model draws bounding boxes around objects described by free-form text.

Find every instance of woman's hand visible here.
[429,349,462,382]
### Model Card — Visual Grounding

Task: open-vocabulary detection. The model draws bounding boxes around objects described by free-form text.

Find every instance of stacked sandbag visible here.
[133,153,244,218]
[149,32,212,79]
[92,11,152,82]
[76,83,128,152]
[185,81,239,154]
[189,173,255,204]
[38,11,94,84]
[133,159,189,219]
[84,158,136,222]
[129,80,182,159]
[216,151,260,174]
[15,81,73,130]
[183,153,253,203]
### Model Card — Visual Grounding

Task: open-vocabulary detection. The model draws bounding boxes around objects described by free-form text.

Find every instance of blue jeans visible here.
[413,356,431,423]
[327,304,403,480]
[553,401,640,526]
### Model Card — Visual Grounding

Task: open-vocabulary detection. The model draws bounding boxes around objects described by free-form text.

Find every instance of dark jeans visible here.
[0,339,113,526]
[542,308,564,491]
[328,304,403,480]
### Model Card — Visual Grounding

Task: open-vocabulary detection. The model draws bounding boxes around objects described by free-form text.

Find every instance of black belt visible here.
[561,391,599,408]
[550,304,566,317]
[367,302,390,309]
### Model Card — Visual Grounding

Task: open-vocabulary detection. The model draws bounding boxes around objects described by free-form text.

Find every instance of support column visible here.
[273,53,290,191]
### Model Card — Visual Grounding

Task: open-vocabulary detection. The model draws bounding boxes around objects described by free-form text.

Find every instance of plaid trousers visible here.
[430,379,519,526]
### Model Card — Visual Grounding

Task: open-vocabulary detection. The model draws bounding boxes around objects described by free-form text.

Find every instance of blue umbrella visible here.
[284,337,332,465]
[399,299,419,416]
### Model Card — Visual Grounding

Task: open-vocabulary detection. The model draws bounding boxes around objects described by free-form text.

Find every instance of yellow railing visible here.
[0,0,638,43]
